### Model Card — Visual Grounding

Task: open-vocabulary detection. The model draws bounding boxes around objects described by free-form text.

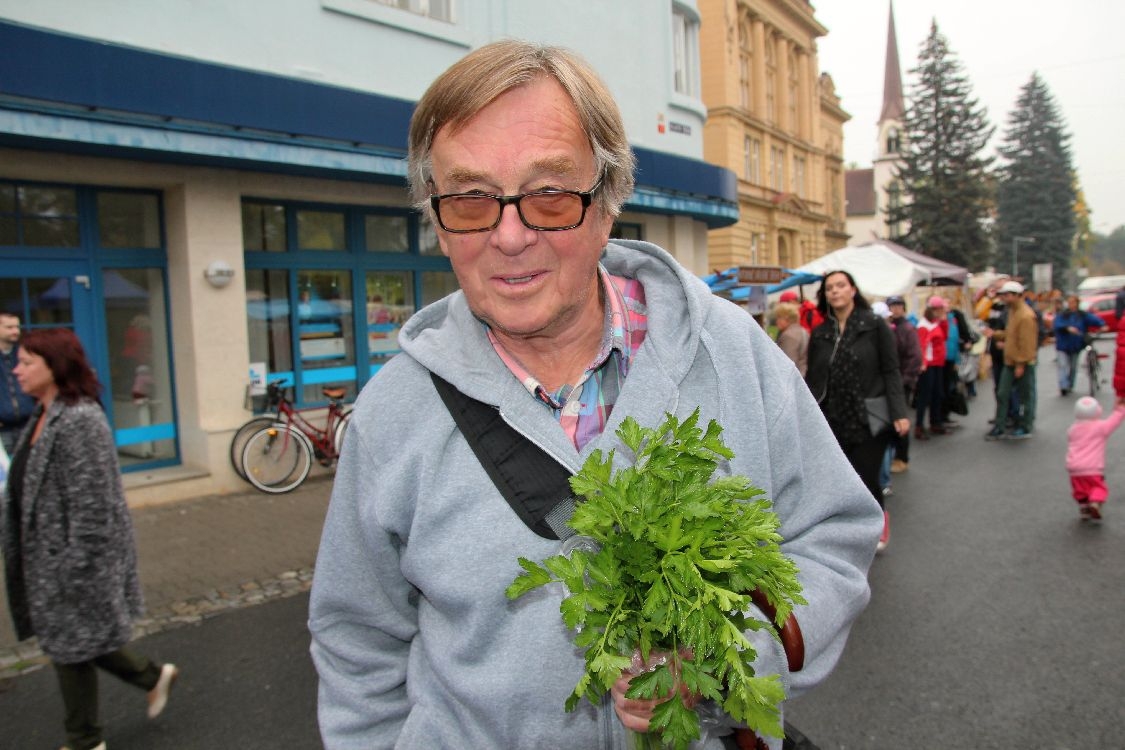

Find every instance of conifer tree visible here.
[888,21,994,269]
[995,73,1076,280]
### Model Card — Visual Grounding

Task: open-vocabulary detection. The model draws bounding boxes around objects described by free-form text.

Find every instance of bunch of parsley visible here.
[506,410,805,750]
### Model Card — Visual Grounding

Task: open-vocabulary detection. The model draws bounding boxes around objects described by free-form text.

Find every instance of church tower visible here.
[845,1,907,243]
[874,0,906,239]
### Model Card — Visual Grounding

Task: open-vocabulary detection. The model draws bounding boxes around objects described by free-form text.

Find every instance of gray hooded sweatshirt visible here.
[309,240,881,749]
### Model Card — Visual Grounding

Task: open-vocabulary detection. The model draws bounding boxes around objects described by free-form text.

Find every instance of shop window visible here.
[418,215,443,255]
[0,183,80,247]
[365,214,409,252]
[246,268,294,390]
[297,209,346,251]
[672,5,700,98]
[103,268,176,467]
[366,271,413,376]
[242,203,287,252]
[297,270,355,402]
[97,192,161,249]
[611,223,643,241]
[243,198,455,403]
[422,271,459,306]
[0,183,16,244]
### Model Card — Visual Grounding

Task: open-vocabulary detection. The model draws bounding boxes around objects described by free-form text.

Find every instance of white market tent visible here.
[793,239,968,298]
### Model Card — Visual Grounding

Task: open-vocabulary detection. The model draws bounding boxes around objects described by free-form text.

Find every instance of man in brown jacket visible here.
[986,280,1040,440]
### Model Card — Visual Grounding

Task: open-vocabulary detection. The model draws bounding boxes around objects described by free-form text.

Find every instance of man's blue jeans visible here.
[995,363,1036,432]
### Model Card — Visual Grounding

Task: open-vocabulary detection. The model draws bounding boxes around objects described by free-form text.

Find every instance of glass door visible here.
[0,262,100,361]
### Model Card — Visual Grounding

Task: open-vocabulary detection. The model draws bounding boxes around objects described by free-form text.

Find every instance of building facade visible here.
[697,0,849,272]
[0,0,737,504]
[845,1,907,245]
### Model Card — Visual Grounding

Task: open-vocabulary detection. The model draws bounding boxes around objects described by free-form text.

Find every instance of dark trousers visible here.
[915,367,945,429]
[892,385,914,463]
[53,647,161,749]
[843,430,893,509]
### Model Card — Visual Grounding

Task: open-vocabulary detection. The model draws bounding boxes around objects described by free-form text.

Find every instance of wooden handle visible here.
[749,589,805,673]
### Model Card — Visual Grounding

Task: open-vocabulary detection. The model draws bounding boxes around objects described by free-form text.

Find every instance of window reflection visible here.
[422,271,459,306]
[297,209,346,251]
[97,192,161,248]
[103,268,176,467]
[366,271,413,376]
[243,203,287,252]
[13,184,80,246]
[297,270,354,402]
[365,214,408,252]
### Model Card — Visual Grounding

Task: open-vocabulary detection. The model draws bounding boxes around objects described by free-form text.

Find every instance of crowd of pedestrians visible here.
[769,275,1125,541]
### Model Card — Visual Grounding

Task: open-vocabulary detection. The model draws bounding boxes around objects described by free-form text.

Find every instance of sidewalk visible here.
[0,475,333,678]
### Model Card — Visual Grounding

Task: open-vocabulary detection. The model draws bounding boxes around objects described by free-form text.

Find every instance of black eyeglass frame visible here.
[428,179,602,234]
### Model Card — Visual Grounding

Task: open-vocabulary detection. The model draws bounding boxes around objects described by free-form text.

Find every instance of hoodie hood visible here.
[397,240,709,406]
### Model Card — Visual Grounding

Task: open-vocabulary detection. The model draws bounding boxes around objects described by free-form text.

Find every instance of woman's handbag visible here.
[864,396,892,436]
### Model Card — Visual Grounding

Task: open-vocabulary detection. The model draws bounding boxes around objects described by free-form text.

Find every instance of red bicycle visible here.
[232,382,352,493]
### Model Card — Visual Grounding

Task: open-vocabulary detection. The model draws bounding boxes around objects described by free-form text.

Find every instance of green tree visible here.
[888,21,994,269]
[995,73,1076,280]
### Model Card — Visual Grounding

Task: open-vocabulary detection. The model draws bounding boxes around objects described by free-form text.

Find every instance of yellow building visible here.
[699,0,849,271]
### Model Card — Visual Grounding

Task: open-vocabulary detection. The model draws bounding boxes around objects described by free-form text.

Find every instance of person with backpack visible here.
[308,40,881,750]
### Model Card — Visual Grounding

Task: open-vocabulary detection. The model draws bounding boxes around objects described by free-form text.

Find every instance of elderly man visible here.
[0,312,36,456]
[308,40,881,750]
[986,281,1040,440]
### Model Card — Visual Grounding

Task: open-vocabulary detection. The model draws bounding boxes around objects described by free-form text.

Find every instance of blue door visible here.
[0,262,100,362]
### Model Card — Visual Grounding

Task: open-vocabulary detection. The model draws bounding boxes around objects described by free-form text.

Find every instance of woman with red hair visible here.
[1,328,177,750]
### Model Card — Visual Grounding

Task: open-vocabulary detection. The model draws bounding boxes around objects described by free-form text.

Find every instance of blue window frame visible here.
[0,178,178,473]
[242,198,456,408]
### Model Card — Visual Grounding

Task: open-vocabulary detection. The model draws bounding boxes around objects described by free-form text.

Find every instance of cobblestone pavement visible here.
[0,475,332,679]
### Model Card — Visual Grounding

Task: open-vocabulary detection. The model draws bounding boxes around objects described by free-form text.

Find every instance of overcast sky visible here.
[815,0,1125,233]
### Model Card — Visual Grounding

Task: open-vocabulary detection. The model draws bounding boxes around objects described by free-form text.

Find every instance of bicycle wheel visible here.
[230,416,280,481]
[241,424,314,494]
[332,408,353,461]
[1087,348,1101,396]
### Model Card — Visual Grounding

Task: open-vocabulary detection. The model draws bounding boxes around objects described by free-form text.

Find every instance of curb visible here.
[0,567,314,680]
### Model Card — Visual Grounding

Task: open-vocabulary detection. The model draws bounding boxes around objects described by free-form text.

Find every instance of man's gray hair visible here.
[407,39,635,220]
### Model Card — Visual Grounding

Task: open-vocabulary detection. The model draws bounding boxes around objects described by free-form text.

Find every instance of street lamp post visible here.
[1011,236,1035,277]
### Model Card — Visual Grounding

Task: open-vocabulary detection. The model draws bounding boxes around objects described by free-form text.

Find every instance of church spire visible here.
[879,1,905,123]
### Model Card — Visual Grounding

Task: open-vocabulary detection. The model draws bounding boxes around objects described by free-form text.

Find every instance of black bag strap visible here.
[430,372,575,540]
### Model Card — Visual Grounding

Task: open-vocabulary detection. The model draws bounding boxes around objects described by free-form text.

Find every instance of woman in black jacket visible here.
[806,271,910,552]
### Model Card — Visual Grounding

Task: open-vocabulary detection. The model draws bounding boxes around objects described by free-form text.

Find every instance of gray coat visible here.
[1,398,144,663]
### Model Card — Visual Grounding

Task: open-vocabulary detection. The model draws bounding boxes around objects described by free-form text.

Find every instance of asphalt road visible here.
[1,339,1122,750]
[786,336,1125,749]
[0,592,321,750]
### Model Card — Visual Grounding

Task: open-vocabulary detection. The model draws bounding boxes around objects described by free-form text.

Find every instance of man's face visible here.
[427,77,613,344]
[888,303,905,317]
[0,316,20,347]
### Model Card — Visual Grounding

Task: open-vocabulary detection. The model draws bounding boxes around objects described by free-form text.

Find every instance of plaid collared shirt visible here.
[488,268,648,450]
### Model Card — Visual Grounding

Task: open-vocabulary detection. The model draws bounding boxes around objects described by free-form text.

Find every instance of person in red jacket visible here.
[780,289,825,335]
[1115,314,1125,401]
[915,297,949,438]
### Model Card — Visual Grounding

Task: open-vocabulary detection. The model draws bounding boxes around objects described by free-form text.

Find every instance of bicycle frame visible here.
[265,382,350,462]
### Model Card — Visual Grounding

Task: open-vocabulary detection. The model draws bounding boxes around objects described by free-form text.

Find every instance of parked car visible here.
[1079,293,1120,335]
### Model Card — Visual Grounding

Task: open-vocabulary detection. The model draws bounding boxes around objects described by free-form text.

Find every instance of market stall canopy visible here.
[793,239,967,297]
[702,268,824,301]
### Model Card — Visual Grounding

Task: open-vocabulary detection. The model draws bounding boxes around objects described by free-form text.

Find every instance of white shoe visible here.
[59,743,106,750]
[147,663,179,719]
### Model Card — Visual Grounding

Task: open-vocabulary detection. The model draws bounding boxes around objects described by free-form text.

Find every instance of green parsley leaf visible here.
[508,409,804,748]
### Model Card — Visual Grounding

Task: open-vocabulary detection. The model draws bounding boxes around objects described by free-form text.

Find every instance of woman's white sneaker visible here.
[147,663,179,719]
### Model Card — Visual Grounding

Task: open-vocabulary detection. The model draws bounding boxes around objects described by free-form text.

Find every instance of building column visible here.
[163,175,251,485]
[752,18,767,119]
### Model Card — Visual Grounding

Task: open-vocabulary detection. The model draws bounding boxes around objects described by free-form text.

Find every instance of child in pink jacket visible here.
[1066,396,1125,520]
